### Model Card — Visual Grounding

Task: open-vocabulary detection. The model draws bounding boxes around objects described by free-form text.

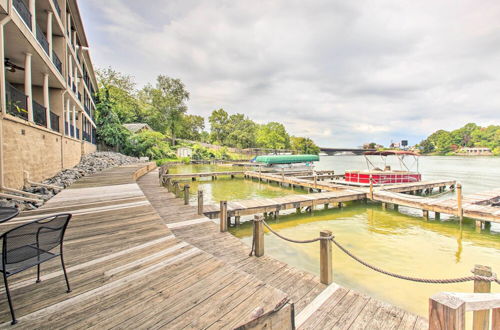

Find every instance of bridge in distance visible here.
[319,147,375,155]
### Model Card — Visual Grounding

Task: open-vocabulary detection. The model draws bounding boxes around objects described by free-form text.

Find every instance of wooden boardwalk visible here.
[202,190,366,219]
[140,169,428,329]
[374,188,500,224]
[0,165,292,328]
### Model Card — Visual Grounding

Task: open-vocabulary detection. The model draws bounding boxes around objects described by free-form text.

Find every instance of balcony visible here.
[33,100,47,127]
[52,50,62,74]
[50,112,60,132]
[5,82,28,121]
[13,0,32,30]
[52,0,61,18]
[36,23,49,55]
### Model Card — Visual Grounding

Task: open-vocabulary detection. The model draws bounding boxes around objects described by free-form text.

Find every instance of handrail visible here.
[429,292,500,330]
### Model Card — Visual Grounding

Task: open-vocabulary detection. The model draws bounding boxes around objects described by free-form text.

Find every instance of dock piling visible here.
[183,184,190,205]
[220,201,228,232]
[197,190,204,215]
[253,215,264,257]
[457,183,463,222]
[320,230,333,285]
[472,265,492,330]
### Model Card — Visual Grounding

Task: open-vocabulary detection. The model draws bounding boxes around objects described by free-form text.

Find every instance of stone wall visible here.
[1,116,96,189]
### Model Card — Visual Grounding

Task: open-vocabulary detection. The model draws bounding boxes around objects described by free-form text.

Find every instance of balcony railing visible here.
[84,103,90,116]
[83,130,91,142]
[52,0,61,18]
[33,100,47,127]
[50,112,60,132]
[52,51,62,74]
[13,0,32,30]
[6,82,28,121]
[36,23,49,55]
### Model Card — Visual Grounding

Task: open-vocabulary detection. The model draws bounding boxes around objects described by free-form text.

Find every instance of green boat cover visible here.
[254,154,320,164]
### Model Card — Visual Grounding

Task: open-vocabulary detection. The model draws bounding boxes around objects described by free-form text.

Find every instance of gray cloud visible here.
[80,0,500,147]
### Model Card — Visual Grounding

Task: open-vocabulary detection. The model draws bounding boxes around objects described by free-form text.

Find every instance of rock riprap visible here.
[0,152,140,210]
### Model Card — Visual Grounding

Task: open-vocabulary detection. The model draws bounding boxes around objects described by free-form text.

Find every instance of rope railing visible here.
[252,218,500,285]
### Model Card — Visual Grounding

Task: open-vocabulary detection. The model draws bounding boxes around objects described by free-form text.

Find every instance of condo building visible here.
[0,0,97,191]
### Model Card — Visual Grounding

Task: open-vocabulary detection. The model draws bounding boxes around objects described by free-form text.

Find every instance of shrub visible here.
[125,131,175,160]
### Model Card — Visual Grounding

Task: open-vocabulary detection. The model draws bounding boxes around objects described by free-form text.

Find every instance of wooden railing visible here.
[429,292,499,330]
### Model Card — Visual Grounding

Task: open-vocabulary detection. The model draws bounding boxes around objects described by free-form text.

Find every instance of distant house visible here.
[123,123,153,134]
[177,147,193,158]
[459,147,492,155]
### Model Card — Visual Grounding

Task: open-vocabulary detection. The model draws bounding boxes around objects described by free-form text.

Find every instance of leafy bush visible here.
[125,131,175,160]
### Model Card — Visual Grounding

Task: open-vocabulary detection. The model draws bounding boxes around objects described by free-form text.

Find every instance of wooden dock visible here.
[164,170,245,180]
[374,188,500,225]
[202,190,366,219]
[0,164,430,329]
[140,169,428,329]
[0,165,291,328]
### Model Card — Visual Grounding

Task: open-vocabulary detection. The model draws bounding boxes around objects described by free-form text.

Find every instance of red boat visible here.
[344,150,421,185]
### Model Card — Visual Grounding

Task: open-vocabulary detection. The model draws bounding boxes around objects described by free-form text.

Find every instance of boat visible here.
[254,154,319,172]
[344,150,421,184]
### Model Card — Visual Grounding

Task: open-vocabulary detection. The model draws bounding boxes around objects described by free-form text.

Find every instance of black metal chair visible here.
[0,213,72,325]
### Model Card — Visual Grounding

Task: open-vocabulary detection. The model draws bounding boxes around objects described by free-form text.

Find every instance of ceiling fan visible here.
[4,58,25,72]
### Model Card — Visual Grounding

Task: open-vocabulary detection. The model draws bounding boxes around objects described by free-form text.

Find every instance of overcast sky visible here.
[80,0,500,147]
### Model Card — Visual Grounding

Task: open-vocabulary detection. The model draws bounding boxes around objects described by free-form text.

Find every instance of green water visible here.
[167,157,500,317]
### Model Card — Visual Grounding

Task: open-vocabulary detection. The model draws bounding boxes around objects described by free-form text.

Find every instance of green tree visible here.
[290,136,320,154]
[256,122,290,150]
[208,109,230,144]
[225,114,257,148]
[125,131,175,160]
[94,85,131,150]
[141,75,190,144]
[178,114,205,141]
[96,68,143,123]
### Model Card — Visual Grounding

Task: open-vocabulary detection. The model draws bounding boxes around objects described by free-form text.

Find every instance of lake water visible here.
[167,156,500,317]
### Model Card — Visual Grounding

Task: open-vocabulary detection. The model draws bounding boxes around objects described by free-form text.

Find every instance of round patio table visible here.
[0,207,19,223]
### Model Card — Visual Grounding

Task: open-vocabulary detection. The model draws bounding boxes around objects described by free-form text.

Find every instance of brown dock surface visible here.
[0,165,288,329]
[203,190,366,219]
[140,169,427,329]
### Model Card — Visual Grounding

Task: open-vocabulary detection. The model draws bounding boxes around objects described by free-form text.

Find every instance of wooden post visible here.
[493,308,500,330]
[429,293,465,330]
[457,183,463,223]
[472,265,492,330]
[381,202,387,211]
[174,182,180,197]
[369,181,373,200]
[220,201,228,232]
[254,215,264,257]
[320,230,332,285]
[183,184,190,205]
[423,209,429,220]
[197,190,203,215]
[235,216,241,226]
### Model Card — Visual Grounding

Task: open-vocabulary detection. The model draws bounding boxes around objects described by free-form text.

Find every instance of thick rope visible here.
[331,238,499,284]
[255,220,500,285]
[261,220,333,243]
